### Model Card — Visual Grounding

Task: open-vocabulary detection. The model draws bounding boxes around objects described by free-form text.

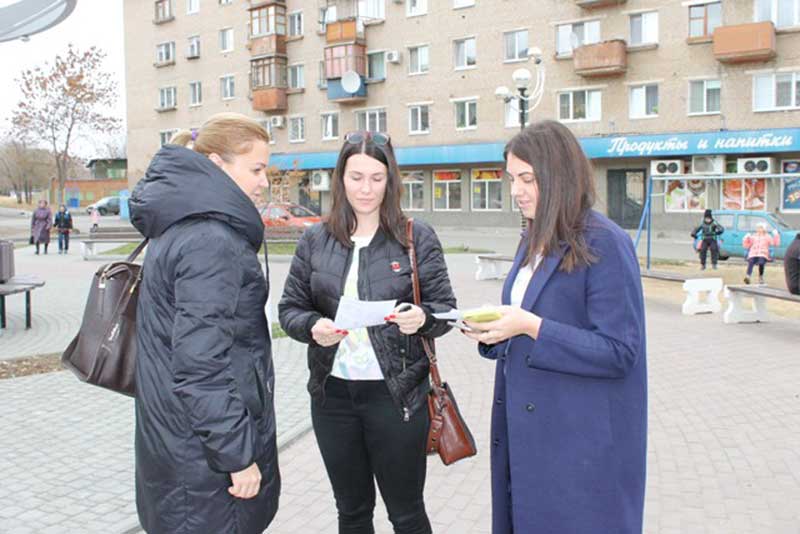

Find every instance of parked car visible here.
[693,210,797,260]
[260,203,321,228]
[86,196,120,216]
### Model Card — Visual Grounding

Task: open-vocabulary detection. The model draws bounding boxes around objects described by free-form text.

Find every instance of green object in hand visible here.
[463,308,502,323]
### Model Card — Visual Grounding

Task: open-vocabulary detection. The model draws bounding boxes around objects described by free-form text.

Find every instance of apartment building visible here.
[124,0,800,230]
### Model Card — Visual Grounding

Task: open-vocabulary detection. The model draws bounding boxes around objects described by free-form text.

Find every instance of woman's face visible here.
[506,152,539,220]
[38,200,46,209]
[211,140,270,204]
[343,153,388,220]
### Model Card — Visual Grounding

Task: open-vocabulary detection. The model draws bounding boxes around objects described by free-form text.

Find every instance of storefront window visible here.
[721,178,766,211]
[402,171,425,211]
[781,160,800,212]
[471,169,503,211]
[433,170,462,211]
[665,179,707,212]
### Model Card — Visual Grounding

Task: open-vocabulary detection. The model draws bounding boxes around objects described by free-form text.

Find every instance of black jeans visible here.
[312,377,432,534]
[747,256,767,276]
[699,238,719,267]
[58,231,69,251]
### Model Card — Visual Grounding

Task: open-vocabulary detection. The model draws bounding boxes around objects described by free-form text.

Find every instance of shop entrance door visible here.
[607,169,646,229]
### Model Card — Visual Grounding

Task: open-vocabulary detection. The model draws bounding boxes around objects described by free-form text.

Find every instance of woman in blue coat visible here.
[464,120,647,534]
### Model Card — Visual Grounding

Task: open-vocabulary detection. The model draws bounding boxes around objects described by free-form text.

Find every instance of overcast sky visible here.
[0,0,127,157]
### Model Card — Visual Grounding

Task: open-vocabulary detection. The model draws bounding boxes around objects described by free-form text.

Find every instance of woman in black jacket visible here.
[279,131,456,534]
[53,204,73,254]
[129,113,280,534]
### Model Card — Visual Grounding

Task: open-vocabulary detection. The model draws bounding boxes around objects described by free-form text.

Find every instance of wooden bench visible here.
[475,254,514,281]
[264,225,305,245]
[0,275,46,330]
[641,270,723,315]
[723,285,800,324]
[80,227,143,260]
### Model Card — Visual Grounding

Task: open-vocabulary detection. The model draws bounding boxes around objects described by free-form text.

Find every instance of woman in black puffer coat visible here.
[279,131,456,534]
[129,114,280,534]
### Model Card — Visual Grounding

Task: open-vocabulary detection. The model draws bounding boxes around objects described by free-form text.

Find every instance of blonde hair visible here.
[170,112,270,161]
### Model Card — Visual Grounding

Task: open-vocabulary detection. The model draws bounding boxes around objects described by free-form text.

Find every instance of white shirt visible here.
[330,235,384,380]
[510,255,542,308]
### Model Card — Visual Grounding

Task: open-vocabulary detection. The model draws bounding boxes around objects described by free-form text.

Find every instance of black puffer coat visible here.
[129,145,279,534]
[278,221,456,419]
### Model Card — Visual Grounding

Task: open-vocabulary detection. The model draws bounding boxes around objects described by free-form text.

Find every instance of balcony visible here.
[713,22,776,64]
[251,87,287,112]
[575,0,626,8]
[326,18,364,44]
[324,43,367,79]
[573,39,627,77]
[327,77,367,104]
[247,33,286,56]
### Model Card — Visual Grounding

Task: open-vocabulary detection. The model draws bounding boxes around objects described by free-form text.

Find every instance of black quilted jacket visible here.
[278,220,456,420]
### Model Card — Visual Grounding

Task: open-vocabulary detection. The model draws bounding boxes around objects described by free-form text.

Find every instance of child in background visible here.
[743,222,780,285]
[90,206,100,230]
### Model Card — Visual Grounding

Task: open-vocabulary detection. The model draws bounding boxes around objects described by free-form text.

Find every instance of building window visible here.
[753,72,800,111]
[409,104,430,134]
[454,99,477,129]
[220,75,235,100]
[154,0,173,21]
[159,130,177,146]
[454,37,476,69]
[324,43,367,79]
[219,0,231,4]
[250,5,286,37]
[504,98,529,128]
[402,171,425,211]
[629,84,658,118]
[558,89,601,122]
[433,170,462,211]
[360,0,385,20]
[630,11,659,46]
[471,169,503,211]
[407,0,427,17]
[158,87,177,109]
[156,42,176,63]
[454,0,475,8]
[504,30,529,62]
[367,51,386,80]
[189,81,202,106]
[755,0,800,28]
[356,108,387,132]
[319,6,336,33]
[289,117,305,143]
[187,0,199,14]
[408,45,429,75]
[665,180,708,212]
[219,28,234,52]
[289,64,305,89]
[689,79,721,114]
[689,2,721,39]
[187,35,201,58]
[258,120,276,144]
[556,20,600,56]
[318,61,328,88]
[251,57,288,89]
[321,112,339,140]
[288,11,303,37]
[722,178,767,210]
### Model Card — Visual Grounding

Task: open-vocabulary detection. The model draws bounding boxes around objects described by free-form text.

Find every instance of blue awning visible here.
[268,127,800,170]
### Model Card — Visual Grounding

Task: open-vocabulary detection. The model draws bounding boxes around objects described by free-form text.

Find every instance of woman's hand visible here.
[229,462,261,499]
[311,318,348,347]
[462,306,542,345]
[385,303,426,335]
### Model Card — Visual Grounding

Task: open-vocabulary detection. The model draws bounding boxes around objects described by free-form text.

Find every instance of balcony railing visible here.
[326,18,365,44]
[247,33,287,56]
[573,39,627,77]
[713,21,776,64]
[251,87,288,112]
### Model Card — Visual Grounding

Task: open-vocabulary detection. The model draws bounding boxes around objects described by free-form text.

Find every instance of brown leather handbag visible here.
[62,240,148,397]
[406,219,477,466]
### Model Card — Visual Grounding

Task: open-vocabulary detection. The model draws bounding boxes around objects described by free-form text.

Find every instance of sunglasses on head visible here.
[344,131,390,146]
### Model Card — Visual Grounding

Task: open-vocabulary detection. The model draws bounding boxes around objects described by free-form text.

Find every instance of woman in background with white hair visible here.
[742,222,780,285]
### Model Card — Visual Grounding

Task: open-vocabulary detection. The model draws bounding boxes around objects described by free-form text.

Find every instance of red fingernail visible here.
[386,315,396,320]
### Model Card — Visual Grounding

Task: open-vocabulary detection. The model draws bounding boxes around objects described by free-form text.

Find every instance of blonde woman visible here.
[129,113,279,534]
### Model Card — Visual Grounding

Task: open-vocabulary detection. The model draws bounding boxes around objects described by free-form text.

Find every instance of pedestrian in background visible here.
[743,222,780,285]
[89,205,100,230]
[129,113,280,534]
[53,204,73,254]
[30,199,52,255]
[784,233,800,295]
[463,120,648,534]
[691,209,724,270]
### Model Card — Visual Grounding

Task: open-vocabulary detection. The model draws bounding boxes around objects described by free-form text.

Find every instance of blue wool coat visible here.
[480,211,647,534]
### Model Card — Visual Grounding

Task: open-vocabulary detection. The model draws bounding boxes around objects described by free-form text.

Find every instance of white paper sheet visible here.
[334,296,398,330]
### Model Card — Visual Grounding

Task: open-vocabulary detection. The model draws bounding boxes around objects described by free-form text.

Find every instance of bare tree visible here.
[0,136,54,204]
[11,44,121,204]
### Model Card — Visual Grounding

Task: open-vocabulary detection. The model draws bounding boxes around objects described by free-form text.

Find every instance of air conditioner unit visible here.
[269,115,285,129]
[737,157,776,174]
[385,50,401,64]
[311,170,331,192]
[691,155,725,175]
[650,159,683,176]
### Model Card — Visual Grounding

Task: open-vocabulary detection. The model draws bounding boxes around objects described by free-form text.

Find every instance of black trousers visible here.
[312,377,432,534]
[58,231,70,251]
[699,238,719,266]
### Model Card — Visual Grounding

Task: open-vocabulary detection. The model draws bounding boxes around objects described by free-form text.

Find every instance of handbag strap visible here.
[126,239,149,262]
[405,219,443,390]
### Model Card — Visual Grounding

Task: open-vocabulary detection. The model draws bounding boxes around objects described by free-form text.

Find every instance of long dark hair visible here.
[505,120,596,272]
[326,134,407,247]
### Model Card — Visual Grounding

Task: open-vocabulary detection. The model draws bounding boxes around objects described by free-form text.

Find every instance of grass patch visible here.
[443,245,495,254]
[102,242,141,256]
[639,257,689,268]
[262,242,297,255]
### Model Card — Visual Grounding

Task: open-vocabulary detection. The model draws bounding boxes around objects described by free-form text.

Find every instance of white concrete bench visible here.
[475,254,514,281]
[641,271,723,315]
[80,238,141,261]
[723,285,800,324]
